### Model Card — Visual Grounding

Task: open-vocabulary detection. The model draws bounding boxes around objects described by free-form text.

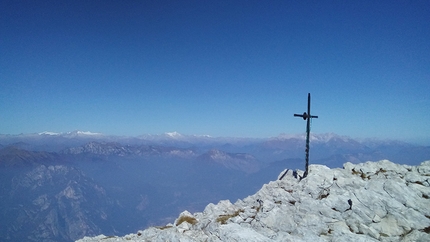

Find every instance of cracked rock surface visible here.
[77,160,430,242]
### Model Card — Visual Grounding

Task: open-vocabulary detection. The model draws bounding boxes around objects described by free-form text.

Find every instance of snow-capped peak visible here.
[66,130,102,136]
[274,133,353,143]
[165,131,183,138]
[37,130,103,136]
[38,131,61,136]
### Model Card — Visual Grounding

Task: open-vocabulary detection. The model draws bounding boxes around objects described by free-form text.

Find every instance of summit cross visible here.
[294,93,318,179]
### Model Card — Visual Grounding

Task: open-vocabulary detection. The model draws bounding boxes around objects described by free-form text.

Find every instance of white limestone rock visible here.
[77,160,430,242]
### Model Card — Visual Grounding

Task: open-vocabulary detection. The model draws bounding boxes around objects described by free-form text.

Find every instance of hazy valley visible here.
[0,131,429,241]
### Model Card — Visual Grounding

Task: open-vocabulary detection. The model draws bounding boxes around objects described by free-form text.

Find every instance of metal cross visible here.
[294,93,318,179]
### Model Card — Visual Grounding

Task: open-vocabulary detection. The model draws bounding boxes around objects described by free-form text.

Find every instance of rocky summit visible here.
[77,160,430,242]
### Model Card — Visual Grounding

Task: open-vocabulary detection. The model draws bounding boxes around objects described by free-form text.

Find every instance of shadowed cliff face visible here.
[1,164,114,242]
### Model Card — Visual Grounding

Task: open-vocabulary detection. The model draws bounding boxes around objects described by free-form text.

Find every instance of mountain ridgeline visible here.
[0,132,429,241]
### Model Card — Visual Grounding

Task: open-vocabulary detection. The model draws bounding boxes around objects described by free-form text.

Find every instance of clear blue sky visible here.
[1,0,429,143]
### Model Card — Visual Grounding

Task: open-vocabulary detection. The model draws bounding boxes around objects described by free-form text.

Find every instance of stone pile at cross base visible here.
[77,160,430,242]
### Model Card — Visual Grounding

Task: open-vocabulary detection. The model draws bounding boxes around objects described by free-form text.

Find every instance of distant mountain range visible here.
[0,131,429,241]
[1,131,428,166]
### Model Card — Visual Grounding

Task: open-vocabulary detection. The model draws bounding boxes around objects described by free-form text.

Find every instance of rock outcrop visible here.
[77,160,430,242]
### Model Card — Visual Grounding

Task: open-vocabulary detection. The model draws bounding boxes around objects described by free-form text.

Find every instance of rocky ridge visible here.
[198,149,260,173]
[3,164,114,241]
[61,141,197,158]
[77,160,430,242]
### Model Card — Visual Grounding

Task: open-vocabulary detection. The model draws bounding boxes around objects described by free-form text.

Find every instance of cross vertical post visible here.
[294,93,318,179]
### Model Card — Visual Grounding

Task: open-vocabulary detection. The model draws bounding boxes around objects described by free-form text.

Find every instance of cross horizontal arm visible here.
[294,113,318,119]
[294,112,318,120]
[294,112,308,120]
